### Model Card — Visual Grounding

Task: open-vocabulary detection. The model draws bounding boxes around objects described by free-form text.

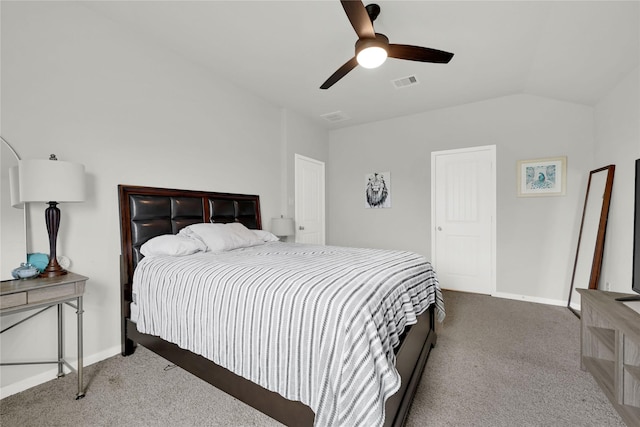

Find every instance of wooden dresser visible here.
[578,289,640,425]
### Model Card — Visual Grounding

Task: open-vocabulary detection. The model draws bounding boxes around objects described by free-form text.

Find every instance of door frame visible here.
[294,153,326,244]
[430,145,497,295]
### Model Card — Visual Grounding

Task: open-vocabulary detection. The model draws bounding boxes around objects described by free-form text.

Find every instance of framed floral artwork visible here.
[517,156,566,197]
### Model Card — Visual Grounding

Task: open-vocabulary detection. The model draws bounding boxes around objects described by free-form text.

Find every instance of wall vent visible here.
[320,111,350,123]
[392,75,419,89]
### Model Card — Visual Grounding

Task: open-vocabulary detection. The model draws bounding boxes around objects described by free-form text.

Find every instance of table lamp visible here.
[271,217,295,238]
[16,155,85,277]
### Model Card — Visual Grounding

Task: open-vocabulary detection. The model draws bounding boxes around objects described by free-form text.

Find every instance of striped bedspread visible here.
[133,242,444,427]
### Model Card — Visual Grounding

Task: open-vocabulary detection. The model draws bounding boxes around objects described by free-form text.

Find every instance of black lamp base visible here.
[40,263,68,278]
[40,201,68,278]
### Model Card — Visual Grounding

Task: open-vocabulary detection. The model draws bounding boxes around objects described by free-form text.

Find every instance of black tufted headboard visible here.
[118,185,262,308]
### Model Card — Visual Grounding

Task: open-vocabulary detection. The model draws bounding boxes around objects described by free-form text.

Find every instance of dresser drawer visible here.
[0,292,27,309]
[28,282,84,304]
[1,272,87,315]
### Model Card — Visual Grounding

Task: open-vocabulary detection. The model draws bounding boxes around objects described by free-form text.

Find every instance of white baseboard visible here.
[0,344,121,399]
[491,291,567,307]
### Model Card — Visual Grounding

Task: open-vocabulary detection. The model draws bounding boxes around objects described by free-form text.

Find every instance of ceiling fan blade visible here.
[388,44,454,63]
[341,0,375,39]
[320,57,359,89]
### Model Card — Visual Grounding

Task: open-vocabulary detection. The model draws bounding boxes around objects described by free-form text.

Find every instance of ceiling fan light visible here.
[357,46,387,69]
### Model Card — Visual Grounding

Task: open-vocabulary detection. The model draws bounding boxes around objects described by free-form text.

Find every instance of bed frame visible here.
[118,184,437,427]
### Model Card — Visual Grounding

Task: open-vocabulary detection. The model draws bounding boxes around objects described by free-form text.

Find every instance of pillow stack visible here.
[140,223,281,257]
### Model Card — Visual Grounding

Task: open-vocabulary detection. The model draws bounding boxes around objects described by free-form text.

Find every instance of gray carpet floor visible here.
[0,291,625,426]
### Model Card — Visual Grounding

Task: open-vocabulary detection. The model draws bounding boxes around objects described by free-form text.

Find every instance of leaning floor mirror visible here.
[567,165,615,317]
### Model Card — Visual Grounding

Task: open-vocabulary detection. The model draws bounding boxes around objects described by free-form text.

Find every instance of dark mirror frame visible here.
[567,165,615,317]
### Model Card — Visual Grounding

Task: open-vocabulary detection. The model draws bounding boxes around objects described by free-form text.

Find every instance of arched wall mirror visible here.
[568,165,615,316]
[1,138,27,280]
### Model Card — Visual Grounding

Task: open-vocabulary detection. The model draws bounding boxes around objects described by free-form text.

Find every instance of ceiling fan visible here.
[320,1,454,90]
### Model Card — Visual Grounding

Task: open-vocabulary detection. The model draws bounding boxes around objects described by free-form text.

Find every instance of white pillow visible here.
[140,234,207,257]
[179,223,262,252]
[225,222,264,245]
[252,229,280,242]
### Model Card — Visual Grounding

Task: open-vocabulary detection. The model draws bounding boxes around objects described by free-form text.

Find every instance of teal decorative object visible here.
[27,253,49,272]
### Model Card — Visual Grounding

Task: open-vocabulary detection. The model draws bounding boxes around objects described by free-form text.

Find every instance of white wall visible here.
[595,66,640,293]
[0,2,324,395]
[328,94,596,303]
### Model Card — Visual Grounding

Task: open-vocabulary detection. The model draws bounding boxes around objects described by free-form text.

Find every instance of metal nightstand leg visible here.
[57,303,64,378]
[75,295,85,400]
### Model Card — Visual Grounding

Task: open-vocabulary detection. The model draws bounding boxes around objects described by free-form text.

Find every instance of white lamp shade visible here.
[271,217,295,237]
[18,158,85,203]
[9,166,23,208]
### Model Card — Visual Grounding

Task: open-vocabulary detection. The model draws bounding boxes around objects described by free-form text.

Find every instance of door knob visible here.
[299,226,305,230]
[437,226,443,231]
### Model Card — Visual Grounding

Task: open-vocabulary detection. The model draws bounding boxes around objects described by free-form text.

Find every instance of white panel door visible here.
[431,146,495,294]
[294,154,325,245]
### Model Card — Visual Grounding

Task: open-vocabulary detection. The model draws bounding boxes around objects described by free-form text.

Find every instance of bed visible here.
[118,184,442,427]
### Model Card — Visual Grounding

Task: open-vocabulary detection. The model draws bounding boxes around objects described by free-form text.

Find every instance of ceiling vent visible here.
[320,111,350,123]
[392,75,419,89]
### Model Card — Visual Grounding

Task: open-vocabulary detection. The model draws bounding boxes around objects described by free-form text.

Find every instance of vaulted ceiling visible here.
[85,1,639,129]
